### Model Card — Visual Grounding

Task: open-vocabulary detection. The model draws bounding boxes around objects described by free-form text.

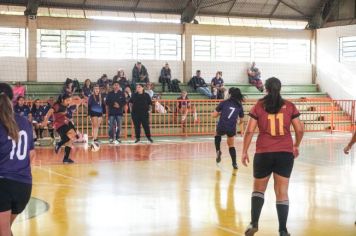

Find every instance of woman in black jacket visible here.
[129,84,153,143]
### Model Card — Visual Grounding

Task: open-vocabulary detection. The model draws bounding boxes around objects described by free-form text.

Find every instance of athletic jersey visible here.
[31,106,44,122]
[249,100,300,153]
[177,96,190,108]
[0,114,34,184]
[42,103,53,122]
[53,103,69,130]
[14,104,31,119]
[216,99,244,132]
[88,95,104,114]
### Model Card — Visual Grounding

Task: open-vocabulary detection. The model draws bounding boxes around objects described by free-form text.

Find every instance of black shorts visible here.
[216,128,236,137]
[56,124,75,139]
[0,178,32,214]
[253,152,294,178]
[89,111,103,118]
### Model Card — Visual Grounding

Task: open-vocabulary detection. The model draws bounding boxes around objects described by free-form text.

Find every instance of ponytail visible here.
[261,77,284,114]
[0,93,19,141]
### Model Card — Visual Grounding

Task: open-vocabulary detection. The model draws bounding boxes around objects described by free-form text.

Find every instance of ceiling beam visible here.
[227,0,237,15]
[269,0,281,18]
[199,0,234,10]
[307,0,338,29]
[279,0,308,17]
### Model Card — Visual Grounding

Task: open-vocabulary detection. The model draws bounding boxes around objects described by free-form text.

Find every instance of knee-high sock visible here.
[214,136,221,151]
[229,147,237,164]
[251,191,265,228]
[276,200,289,232]
[63,146,71,160]
[57,135,70,148]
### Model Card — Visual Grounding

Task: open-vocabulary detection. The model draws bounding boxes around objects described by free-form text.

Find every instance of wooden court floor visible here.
[12,134,356,236]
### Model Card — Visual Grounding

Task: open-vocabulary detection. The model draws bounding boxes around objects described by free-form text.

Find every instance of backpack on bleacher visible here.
[171,79,181,92]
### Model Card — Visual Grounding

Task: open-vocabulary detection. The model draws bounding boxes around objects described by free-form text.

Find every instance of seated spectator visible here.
[82,79,92,99]
[188,70,212,98]
[31,99,45,140]
[211,71,226,99]
[132,62,149,89]
[145,83,155,99]
[12,81,26,104]
[247,62,264,92]
[176,91,199,129]
[42,97,55,141]
[97,74,112,95]
[159,62,172,92]
[14,96,32,121]
[113,69,130,91]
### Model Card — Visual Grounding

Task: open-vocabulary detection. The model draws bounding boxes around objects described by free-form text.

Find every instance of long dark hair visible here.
[228,87,245,106]
[56,93,71,105]
[261,77,284,114]
[0,89,19,141]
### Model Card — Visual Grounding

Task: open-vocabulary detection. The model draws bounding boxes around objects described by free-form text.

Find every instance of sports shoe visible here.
[279,231,290,236]
[109,139,114,144]
[216,150,222,163]
[232,163,238,169]
[54,142,61,154]
[134,139,140,143]
[147,137,153,143]
[245,224,258,236]
[63,158,74,164]
[116,139,122,143]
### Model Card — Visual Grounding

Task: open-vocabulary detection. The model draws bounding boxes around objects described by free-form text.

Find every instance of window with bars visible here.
[339,36,356,62]
[0,27,25,57]
[193,35,310,63]
[37,29,181,60]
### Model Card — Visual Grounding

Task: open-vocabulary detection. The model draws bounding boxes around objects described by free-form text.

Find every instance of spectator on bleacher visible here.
[129,84,153,143]
[14,96,32,121]
[82,79,92,99]
[12,81,26,104]
[62,78,75,96]
[159,62,172,92]
[247,62,264,92]
[97,74,112,97]
[177,91,199,126]
[42,97,55,141]
[106,81,126,144]
[132,62,149,89]
[211,71,226,99]
[88,84,106,144]
[145,83,155,99]
[113,69,130,91]
[31,99,45,140]
[188,70,212,98]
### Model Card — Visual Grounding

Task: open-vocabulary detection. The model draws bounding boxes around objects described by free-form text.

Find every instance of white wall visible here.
[317,25,356,100]
[192,61,311,84]
[0,57,27,81]
[37,58,183,83]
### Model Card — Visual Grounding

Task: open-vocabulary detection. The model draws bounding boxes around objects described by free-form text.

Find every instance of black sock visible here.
[214,136,221,151]
[57,136,70,148]
[63,146,71,160]
[251,191,265,228]
[49,129,54,139]
[229,147,237,165]
[276,200,289,232]
[39,129,44,138]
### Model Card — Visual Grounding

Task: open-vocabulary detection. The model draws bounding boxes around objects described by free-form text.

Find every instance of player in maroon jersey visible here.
[242,77,304,236]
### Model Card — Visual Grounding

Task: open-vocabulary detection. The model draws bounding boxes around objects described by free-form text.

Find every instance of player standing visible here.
[242,77,304,236]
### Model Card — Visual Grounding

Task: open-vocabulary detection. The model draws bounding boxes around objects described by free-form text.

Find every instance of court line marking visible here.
[33,166,90,186]
[216,225,244,235]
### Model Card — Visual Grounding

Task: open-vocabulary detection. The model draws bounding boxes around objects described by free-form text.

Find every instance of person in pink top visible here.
[12,82,26,104]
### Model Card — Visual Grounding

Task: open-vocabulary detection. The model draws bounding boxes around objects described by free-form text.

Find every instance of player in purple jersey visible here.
[0,83,34,236]
[212,87,245,169]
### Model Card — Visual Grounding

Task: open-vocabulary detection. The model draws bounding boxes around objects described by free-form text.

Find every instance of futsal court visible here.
[12,133,356,236]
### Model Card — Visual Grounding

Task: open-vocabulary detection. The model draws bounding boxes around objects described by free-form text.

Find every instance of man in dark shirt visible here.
[188,70,212,98]
[132,62,149,89]
[159,62,172,92]
[105,81,126,144]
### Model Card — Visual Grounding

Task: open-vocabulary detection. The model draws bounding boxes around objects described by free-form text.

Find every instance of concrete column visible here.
[27,16,37,82]
[183,24,193,83]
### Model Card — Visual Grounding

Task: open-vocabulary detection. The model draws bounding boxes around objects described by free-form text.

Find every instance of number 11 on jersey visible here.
[268,113,284,136]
